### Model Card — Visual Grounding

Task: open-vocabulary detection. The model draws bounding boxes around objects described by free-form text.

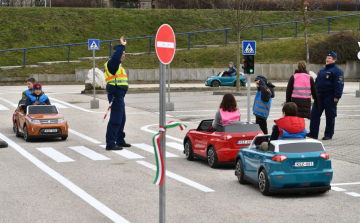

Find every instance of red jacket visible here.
[274,116,305,137]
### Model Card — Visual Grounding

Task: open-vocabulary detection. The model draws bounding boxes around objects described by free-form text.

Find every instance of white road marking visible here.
[154,112,173,117]
[133,143,178,157]
[141,124,183,143]
[345,192,360,197]
[0,133,130,223]
[99,145,144,159]
[68,128,101,144]
[37,147,75,163]
[0,98,17,107]
[69,146,110,161]
[49,97,94,113]
[331,187,347,192]
[51,102,69,109]
[156,41,175,48]
[331,182,360,186]
[0,104,9,110]
[166,142,184,151]
[137,161,214,193]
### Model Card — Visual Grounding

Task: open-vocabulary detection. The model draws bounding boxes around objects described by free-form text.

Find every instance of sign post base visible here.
[166,102,174,111]
[90,99,99,109]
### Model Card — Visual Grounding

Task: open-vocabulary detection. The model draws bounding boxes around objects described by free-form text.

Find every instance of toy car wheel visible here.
[240,81,246,87]
[207,146,218,168]
[61,136,68,140]
[318,190,328,194]
[23,125,31,142]
[14,121,21,137]
[258,169,270,196]
[211,80,220,87]
[235,159,247,184]
[184,139,194,161]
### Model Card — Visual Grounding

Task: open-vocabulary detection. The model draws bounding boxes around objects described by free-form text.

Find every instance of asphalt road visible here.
[0,84,360,223]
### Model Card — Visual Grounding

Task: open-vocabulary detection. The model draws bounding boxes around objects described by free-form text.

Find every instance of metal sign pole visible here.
[247,74,251,123]
[93,50,96,101]
[167,64,170,102]
[159,62,166,223]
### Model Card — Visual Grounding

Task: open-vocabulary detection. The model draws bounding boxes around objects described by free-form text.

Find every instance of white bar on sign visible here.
[137,161,214,193]
[156,41,175,49]
[166,142,183,151]
[37,147,74,163]
[0,104,9,111]
[69,146,110,161]
[133,143,178,157]
[99,145,144,159]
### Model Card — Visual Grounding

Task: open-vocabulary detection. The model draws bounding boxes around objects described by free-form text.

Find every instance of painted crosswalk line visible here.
[69,146,110,161]
[166,142,183,151]
[37,147,74,163]
[52,102,69,109]
[137,160,214,193]
[331,187,346,192]
[68,128,102,144]
[133,143,178,157]
[345,192,360,197]
[99,145,144,159]
[0,104,9,111]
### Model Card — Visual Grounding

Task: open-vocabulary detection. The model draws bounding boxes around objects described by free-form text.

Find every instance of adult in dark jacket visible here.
[25,83,51,111]
[307,51,344,140]
[253,75,275,134]
[286,61,319,119]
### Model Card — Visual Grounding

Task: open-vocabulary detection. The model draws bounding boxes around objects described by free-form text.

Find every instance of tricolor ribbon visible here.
[152,121,187,186]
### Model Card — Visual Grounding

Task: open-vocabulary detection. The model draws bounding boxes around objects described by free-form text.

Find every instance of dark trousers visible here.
[310,95,337,138]
[256,116,268,134]
[106,87,127,148]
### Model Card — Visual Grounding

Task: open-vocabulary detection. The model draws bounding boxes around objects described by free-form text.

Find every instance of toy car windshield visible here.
[279,142,324,153]
[216,121,261,133]
[27,105,58,115]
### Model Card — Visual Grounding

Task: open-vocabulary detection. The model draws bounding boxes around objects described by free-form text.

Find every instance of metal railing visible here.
[1,13,360,67]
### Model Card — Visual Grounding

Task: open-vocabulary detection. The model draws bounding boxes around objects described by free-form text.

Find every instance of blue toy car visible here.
[205,71,246,87]
[234,135,333,195]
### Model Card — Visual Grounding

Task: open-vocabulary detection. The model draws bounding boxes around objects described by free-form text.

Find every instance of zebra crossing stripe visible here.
[69,146,110,161]
[0,104,9,111]
[345,192,360,197]
[37,147,75,163]
[166,142,183,151]
[99,145,144,159]
[133,143,178,157]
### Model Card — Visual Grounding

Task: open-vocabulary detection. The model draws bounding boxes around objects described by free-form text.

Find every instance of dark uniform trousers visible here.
[106,86,126,147]
[310,94,337,138]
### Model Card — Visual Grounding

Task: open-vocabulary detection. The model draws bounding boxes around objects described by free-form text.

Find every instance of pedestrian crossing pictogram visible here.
[242,40,256,55]
[244,43,254,53]
[88,39,100,51]
[90,41,98,50]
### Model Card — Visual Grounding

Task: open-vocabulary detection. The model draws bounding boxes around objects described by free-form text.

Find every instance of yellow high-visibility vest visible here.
[104,62,128,86]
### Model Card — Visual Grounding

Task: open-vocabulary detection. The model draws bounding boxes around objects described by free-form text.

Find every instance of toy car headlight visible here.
[28,118,41,124]
[58,118,67,123]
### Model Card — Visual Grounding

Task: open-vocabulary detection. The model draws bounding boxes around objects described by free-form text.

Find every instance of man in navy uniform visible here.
[104,36,131,150]
[307,51,344,140]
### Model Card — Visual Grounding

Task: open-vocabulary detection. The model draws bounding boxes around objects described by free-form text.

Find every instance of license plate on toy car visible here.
[44,129,57,133]
[294,162,314,167]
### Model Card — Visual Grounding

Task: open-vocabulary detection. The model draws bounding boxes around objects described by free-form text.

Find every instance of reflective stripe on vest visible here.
[292,73,311,98]
[29,94,48,104]
[253,91,272,118]
[279,128,306,139]
[220,108,240,123]
[104,62,128,86]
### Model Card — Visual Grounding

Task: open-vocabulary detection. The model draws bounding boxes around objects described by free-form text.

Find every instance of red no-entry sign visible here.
[155,24,176,65]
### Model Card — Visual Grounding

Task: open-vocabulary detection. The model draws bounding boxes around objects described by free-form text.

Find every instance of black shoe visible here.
[106,146,123,151]
[322,137,332,140]
[306,133,318,139]
[117,143,131,147]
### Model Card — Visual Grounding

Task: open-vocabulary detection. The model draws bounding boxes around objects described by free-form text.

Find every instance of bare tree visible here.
[208,0,266,91]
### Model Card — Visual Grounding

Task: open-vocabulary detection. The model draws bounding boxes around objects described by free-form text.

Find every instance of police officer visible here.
[104,36,131,150]
[307,51,344,140]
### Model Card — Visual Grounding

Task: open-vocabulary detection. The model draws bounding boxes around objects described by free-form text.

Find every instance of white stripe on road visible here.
[345,192,360,197]
[331,182,360,186]
[49,97,94,113]
[51,102,69,109]
[156,41,175,48]
[69,146,110,161]
[331,187,346,192]
[133,143,178,157]
[137,161,214,193]
[0,98,17,107]
[37,147,74,163]
[141,124,183,143]
[0,133,130,223]
[68,128,102,144]
[99,145,144,159]
[0,104,9,110]
[166,142,184,151]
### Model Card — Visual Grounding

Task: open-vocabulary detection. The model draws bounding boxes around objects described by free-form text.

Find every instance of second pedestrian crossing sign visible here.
[88,39,100,50]
[242,40,256,55]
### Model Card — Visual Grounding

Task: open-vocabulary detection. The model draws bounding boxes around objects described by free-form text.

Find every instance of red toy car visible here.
[183,119,262,168]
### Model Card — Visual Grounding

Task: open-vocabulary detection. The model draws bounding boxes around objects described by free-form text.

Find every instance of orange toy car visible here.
[13,101,68,142]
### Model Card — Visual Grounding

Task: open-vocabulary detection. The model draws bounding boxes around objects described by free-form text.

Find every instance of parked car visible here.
[183,119,262,168]
[205,71,246,87]
[234,135,333,195]
[13,101,68,142]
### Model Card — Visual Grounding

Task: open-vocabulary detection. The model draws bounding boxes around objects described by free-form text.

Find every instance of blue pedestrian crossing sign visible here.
[242,41,256,55]
[88,39,100,50]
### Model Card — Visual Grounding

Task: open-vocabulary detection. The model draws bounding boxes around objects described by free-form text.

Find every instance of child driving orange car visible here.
[25,83,51,111]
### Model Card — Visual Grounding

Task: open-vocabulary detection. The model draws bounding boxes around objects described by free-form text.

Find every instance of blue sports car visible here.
[205,71,246,87]
[234,135,333,195]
